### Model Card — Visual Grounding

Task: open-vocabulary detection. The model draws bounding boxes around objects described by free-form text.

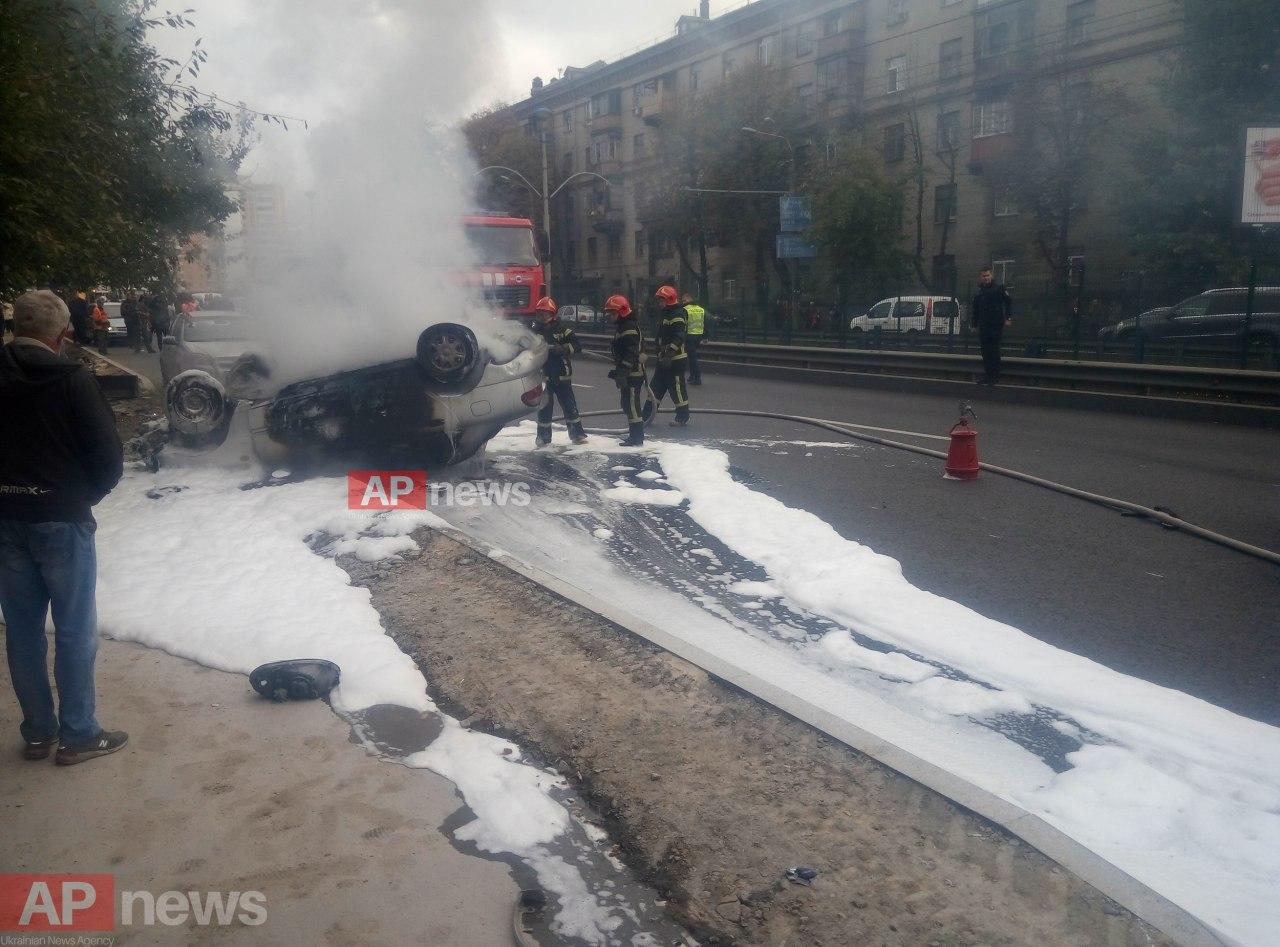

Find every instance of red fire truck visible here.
[462,214,546,320]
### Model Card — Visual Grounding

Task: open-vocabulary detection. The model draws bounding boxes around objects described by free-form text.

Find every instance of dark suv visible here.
[1098,287,1280,353]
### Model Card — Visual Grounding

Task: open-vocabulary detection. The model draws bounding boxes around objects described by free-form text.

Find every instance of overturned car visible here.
[160,310,546,467]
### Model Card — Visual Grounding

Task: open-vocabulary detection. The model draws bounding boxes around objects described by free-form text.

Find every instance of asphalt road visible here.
[112,344,1280,725]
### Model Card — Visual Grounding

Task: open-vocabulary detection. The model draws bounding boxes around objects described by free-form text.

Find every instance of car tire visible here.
[415,323,485,394]
[165,369,232,448]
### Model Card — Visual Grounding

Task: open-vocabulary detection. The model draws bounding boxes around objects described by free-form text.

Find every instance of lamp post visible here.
[474,166,614,299]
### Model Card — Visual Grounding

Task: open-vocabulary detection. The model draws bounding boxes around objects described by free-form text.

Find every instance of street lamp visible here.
[473,165,614,297]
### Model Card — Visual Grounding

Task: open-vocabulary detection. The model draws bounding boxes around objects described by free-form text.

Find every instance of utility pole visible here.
[532,107,554,297]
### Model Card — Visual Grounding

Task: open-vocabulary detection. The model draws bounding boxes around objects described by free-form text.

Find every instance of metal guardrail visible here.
[576,333,1280,406]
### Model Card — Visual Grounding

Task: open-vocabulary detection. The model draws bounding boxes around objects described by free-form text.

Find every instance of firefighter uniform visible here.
[684,301,706,385]
[610,313,647,446]
[650,304,691,425]
[533,317,586,445]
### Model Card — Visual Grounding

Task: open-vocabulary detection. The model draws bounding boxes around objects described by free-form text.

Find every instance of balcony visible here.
[635,88,672,127]
[973,49,1025,82]
[816,28,867,63]
[589,206,625,234]
[967,133,1014,171]
[584,111,623,134]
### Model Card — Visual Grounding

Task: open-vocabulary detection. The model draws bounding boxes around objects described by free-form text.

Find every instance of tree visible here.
[461,102,544,223]
[905,99,961,293]
[1120,0,1280,285]
[0,0,274,295]
[804,137,911,302]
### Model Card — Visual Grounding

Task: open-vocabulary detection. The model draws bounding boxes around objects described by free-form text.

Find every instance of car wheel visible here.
[165,369,231,447]
[850,326,863,333]
[415,323,485,394]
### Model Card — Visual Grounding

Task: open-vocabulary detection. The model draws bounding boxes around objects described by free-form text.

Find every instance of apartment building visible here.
[510,0,1182,309]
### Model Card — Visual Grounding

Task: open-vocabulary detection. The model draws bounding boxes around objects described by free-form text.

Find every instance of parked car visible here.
[849,295,963,334]
[160,310,547,467]
[1098,287,1280,348]
[557,304,600,326]
[104,301,128,345]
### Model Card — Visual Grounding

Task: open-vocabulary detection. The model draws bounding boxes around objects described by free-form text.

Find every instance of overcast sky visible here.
[154,0,714,125]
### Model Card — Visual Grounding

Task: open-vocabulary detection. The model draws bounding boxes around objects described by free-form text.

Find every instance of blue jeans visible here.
[0,521,101,744]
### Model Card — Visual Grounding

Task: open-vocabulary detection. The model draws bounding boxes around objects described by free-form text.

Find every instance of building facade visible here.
[509,0,1182,315]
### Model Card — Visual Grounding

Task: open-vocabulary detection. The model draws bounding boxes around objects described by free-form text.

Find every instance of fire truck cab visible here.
[462,214,546,320]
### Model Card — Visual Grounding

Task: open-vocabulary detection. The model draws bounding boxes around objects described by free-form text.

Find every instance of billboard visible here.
[779,195,812,233]
[1240,125,1280,225]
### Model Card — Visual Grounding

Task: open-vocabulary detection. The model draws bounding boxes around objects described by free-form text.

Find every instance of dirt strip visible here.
[357,530,1173,947]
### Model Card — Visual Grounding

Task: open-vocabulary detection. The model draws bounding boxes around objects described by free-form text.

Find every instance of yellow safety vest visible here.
[685,304,706,335]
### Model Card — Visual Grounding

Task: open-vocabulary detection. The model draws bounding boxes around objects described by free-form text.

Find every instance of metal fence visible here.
[556,262,1280,371]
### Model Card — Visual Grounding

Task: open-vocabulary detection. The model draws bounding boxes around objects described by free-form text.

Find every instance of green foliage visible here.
[804,139,911,296]
[0,0,254,295]
[461,102,544,221]
[1120,0,1280,283]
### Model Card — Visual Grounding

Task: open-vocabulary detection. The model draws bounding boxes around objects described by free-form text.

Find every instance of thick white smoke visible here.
[201,0,516,381]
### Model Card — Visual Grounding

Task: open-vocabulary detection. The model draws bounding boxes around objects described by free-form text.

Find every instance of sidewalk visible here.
[0,630,519,944]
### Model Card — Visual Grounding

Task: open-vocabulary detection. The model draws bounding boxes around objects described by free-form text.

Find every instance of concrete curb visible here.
[430,521,1232,947]
[86,348,156,394]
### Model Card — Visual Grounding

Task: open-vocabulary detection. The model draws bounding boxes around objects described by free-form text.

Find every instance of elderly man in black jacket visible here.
[0,290,127,765]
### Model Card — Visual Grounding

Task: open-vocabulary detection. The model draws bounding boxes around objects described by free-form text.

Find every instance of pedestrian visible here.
[90,296,110,355]
[971,267,1013,385]
[121,292,142,353]
[606,294,646,447]
[531,297,587,447]
[137,293,156,352]
[681,292,706,386]
[68,291,90,345]
[650,285,691,426]
[0,290,127,765]
[148,292,170,351]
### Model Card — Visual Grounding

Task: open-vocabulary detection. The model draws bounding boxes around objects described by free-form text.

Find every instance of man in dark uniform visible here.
[606,294,646,447]
[531,297,587,447]
[971,266,1013,385]
[650,284,691,426]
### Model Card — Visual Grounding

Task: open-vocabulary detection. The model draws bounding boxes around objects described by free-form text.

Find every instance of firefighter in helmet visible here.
[650,284,691,426]
[605,294,646,446]
[531,297,587,446]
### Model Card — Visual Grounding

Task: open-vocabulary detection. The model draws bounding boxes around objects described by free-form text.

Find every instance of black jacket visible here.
[971,283,1013,328]
[533,320,582,378]
[611,316,645,379]
[0,342,124,524]
[658,305,688,363]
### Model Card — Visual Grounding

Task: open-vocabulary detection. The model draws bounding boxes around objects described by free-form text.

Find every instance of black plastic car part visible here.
[249,659,341,702]
[415,322,485,394]
[165,369,232,447]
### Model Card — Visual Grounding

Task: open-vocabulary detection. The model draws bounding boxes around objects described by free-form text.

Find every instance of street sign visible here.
[779,195,812,233]
[776,233,817,259]
[1240,125,1280,225]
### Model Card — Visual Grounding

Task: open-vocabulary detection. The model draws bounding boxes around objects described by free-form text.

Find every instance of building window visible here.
[992,259,1015,286]
[939,38,962,79]
[993,185,1018,217]
[887,0,908,27]
[690,63,701,90]
[633,133,646,159]
[798,82,815,108]
[584,146,593,167]
[562,152,574,176]
[937,110,962,151]
[934,183,957,223]
[796,29,814,57]
[757,35,774,67]
[587,237,598,266]
[972,100,1012,137]
[635,229,646,258]
[588,89,621,119]
[632,78,659,106]
[723,52,736,77]
[562,110,573,133]
[607,233,621,260]
[886,54,908,93]
[825,139,839,164]
[817,56,850,96]
[884,123,906,162]
[977,20,1011,58]
[1067,0,1095,45]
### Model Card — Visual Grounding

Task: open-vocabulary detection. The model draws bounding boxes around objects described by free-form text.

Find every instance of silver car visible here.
[160,311,547,467]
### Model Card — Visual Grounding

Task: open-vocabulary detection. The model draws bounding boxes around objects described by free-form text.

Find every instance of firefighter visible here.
[681,292,706,385]
[650,285,691,426]
[605,294,646,446]
[531,297,587,447]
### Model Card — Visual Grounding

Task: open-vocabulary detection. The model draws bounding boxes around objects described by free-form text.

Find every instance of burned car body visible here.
[160,311,546,466]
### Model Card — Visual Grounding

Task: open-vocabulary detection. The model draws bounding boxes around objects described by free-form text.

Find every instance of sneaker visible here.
[56,730,128,766]
[23,737,56,761]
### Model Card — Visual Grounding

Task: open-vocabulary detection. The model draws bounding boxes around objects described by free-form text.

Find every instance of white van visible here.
[849,295,964,335]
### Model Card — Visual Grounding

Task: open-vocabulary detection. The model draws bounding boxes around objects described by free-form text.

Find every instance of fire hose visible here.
[544,356,1280,566]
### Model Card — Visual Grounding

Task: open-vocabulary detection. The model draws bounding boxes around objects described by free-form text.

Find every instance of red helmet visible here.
[603,294,632,319]
[655,285,679,306]
[534,296,557,315]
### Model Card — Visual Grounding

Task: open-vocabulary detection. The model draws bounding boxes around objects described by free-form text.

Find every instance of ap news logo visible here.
[0,875,113,932]
[348,470,427,510]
